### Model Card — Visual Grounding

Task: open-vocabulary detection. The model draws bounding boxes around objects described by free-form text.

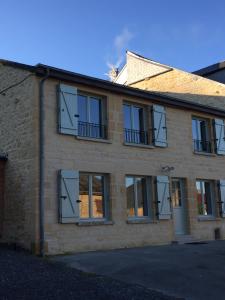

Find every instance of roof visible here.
[1,59,225,118]
[193,61,225,76]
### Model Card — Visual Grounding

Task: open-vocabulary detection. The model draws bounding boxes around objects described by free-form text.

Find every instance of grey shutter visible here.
[214,119,225,155]
[219,180,225,217]
[153,105,167,147]
[59,170,79,223]
[58,84,78,135]
[156,176,171,219]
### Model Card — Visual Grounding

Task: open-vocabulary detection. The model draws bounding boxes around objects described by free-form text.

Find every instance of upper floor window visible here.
[196,180,214,216]
[78,94,107,139]
[192,117,211,153]
[123,103,148,144]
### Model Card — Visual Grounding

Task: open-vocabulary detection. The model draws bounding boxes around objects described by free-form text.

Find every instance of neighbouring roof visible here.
[1,59,225,118]
[193,61,225,76]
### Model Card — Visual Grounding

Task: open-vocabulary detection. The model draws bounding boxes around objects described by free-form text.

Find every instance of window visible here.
[126,176,149,217]
[196,180,214,216]
[123,103,148,144]
[78,94,106,139]
[79,173,107,219]
[192,117,211,153]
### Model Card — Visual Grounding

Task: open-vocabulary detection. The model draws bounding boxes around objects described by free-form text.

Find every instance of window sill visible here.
[123,142,155,149]
[127,218,156,224]
[198,216,219,222]
[76,136,112,144]
[193,151,216,157]
[76,220,114,226]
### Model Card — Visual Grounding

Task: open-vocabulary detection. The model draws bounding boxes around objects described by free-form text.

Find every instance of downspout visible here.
[39,68,50,257]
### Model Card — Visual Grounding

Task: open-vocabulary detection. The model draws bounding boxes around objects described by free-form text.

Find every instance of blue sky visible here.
[1,0,225,79]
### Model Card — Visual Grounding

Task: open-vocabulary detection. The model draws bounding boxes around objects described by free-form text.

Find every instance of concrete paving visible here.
[51,241,225,300]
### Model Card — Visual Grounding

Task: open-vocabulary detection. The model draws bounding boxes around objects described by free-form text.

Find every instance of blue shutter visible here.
[58,84,78,135]
[219,180,225,217]
[59,170,79,223]
[214,119,225,155]
[152,105,167,147]
[156,176,171,219]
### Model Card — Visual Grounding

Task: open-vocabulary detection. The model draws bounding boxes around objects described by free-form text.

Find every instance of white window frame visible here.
[126,175,150,219]
[79,173,108,220]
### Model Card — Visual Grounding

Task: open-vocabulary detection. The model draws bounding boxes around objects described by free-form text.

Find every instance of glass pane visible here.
[172,180,182,207]
[136,177,148,216]
[92,175,104,218]
[90,97,101,124]
[89,98,102,138]
[196,181,203,215]
[123,104,132,129]
[79,174,89,218]
[204,182,212,215]
[192,119,198,140]
[133,107,144,131]
[78,95,88,122]
[126,177,135,217]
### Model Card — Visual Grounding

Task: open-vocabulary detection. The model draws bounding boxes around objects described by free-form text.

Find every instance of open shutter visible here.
[152,105,167,147]
[58,84,78,136]
[214,119,225,155]
[59,170,79,223]
[156,176,171,219]
[219,180,225,217]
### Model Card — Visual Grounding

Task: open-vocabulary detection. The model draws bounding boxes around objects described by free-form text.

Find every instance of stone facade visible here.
[0,64,39,250]
[1,60,225,255]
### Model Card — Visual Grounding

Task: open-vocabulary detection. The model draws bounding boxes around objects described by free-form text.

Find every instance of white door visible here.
[172,178,187,235]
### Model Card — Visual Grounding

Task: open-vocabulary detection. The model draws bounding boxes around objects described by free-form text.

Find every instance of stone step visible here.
[172,235,201,245]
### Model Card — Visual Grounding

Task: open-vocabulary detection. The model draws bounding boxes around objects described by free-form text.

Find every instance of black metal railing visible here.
[78,121,107,139]
[124,128,149,145]
[193,139,212,153]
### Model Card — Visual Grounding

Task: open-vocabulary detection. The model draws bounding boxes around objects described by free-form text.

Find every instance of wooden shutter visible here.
[58,84,78,136]
[214,119,225,155]
[156,176,171,219]
[59,170,79,223]
[219,180,225,217]
[152,105,167,147]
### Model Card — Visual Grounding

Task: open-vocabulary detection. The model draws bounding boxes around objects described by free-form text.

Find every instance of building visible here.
[0,54,225,255]
[194,61,225,84]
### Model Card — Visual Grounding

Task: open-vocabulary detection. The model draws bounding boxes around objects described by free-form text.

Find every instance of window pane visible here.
[196,181,203,215]
[123,104,132,129]
[90,97,101,124]
[204,182,212,215]
[92,175,104,218]
[126,177,135,217]
[136,177,148,216]
[172,180,182,207]
[78,95,88,122]
[79,174,89,218]
[133,107,144,131]
[192,119,198,140]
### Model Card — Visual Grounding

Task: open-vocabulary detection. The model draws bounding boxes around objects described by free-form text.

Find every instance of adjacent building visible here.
[0,53,225,255]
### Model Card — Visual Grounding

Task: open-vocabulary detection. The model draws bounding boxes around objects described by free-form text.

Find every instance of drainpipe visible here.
[39,68,50,257]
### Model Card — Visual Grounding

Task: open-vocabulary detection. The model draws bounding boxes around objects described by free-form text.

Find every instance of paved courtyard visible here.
[52,241,225,300]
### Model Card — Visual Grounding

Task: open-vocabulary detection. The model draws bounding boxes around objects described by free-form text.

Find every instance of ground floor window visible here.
[196,180,214,216]
[79,173,106,219]
[126,176,149,218]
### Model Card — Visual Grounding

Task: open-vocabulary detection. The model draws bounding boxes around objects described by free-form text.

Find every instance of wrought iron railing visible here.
[193,139,212,153]
[78,121,107,139]
[124,128,149,145]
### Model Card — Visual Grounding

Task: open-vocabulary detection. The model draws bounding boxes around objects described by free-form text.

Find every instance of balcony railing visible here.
[124,128,149,145]
[193,139,212,153]
[78,121,107,139]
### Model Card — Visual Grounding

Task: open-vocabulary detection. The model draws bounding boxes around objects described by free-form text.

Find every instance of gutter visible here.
[39,69,50,257]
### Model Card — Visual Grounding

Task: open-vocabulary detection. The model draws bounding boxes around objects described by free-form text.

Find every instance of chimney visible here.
[108,66,119,81]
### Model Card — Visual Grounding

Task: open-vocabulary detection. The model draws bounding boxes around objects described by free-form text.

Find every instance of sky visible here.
[1,0,225,79]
